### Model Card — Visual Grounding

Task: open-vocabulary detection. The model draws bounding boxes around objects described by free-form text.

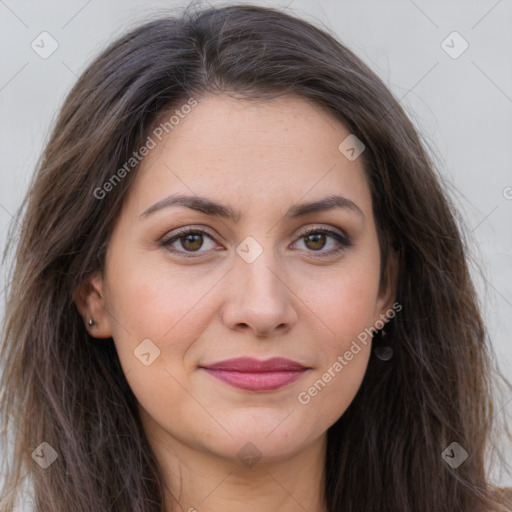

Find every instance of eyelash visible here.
[160,226,352,259]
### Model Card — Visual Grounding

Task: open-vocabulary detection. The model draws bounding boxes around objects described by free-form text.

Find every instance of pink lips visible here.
[201,357,309,392]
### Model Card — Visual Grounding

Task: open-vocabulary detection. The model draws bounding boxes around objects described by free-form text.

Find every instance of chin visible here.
[202,420,320,464]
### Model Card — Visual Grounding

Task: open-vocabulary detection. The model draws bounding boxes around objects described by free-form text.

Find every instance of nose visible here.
[221,250,298,338]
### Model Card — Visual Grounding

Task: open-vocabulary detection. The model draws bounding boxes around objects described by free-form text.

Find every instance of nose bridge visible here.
[221,236,296,336]
[235,239,286,306]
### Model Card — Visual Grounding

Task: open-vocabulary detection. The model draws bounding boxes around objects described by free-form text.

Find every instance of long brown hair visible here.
[1,4,511,511]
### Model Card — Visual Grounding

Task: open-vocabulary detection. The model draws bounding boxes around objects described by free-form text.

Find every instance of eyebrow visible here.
[139,193,364,221]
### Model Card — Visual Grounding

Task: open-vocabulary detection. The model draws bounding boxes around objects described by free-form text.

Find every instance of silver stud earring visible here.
[88,318,94,327]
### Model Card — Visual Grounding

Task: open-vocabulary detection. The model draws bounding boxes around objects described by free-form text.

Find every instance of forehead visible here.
[122,93,372,221]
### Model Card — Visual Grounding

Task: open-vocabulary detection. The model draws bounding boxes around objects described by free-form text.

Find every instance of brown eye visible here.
[180,233,204,251]
[303,233,327,251]
[293,228,352,256]
[161,228,219,258]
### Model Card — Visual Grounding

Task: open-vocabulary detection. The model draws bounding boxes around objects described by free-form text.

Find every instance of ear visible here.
[73,270,113,339]
[374,247,399,323]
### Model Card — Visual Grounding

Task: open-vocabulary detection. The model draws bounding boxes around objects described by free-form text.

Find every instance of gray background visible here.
[1,0,511,489]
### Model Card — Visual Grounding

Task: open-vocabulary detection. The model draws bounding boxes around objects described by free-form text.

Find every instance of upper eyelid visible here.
[162,224,347,242]
[161,226,218,243]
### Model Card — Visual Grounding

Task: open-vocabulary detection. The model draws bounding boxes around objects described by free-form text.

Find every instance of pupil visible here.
[183,234,203,251]
[306,233,325,250]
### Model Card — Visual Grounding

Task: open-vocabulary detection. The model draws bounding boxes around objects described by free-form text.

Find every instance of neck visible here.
[144,421,328,512]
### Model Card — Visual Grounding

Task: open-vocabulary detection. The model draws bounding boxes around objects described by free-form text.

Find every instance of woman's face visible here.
[83,94,395,465]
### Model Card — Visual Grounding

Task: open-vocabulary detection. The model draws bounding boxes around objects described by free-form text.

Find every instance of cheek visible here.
[105,250,221,352]
[296,277,374,420]
[105,260,214,433]
[296,251,380,404]
[309,258,382,349]
[296,344,371,433]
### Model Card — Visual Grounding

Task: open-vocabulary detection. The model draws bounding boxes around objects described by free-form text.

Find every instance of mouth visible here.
[199,357,310,392]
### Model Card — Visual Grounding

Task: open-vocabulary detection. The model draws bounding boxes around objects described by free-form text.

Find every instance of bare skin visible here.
[76,93,396,512]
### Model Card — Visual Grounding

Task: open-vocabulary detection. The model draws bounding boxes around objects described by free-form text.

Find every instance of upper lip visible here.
[200,357,308,372]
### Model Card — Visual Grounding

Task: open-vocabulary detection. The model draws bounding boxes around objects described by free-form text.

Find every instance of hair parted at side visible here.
[1,3,511,511]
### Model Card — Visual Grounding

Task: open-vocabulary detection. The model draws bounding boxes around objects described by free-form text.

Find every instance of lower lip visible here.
[202,368,307,391]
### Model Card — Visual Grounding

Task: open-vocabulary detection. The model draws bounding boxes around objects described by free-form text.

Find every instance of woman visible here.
[1,4,511,511]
